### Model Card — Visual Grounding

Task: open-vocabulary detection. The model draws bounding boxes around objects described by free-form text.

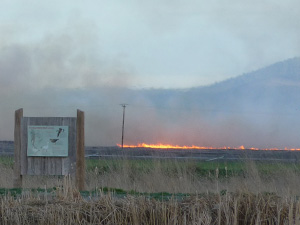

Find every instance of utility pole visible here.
[120,104,128,149]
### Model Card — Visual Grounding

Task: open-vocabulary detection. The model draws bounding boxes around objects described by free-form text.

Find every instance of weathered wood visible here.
[76,109,85,191]
[21,117,76,175]
[16,109,84,184]
[67,119,77,175]
[13,108,23,188]
[20,117,28,175]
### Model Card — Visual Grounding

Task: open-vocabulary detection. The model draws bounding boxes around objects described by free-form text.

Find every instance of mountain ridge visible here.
[136,57,300,113]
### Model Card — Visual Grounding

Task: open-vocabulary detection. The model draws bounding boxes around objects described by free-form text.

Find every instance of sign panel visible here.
[27,126,68,157]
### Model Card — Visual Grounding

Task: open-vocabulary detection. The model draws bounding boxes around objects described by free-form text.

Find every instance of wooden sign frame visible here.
[13,109,85,190]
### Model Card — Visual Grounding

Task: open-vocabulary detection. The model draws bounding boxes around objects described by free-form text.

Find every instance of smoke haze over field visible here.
[1,58,300,148]
[1,1,300,148]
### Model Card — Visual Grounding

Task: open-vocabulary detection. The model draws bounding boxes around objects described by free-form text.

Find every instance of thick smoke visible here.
[1,25,300,148]
[1,81,300,148]
[0,25,134,145]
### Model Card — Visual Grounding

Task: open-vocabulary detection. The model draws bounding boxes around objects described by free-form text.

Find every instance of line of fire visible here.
[117,143,300,151]
[118,105,300,151]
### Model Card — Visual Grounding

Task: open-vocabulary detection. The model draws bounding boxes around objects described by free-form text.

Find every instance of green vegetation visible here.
[0,156,13,168]
[86,158,300,178]
[2,156,300,179]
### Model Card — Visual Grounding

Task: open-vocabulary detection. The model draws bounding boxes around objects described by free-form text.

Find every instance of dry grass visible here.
[1,158,300,224]
[85,159,300,197]
[0,182,300,225]
[2,158,300,196]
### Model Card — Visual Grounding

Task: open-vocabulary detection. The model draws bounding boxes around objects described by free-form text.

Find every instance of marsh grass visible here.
[1,180,300,225]
[2,156,300,195]
[84,158,300,196]
[1,157,300,224]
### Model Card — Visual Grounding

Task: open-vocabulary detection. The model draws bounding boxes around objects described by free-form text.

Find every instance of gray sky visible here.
[1,0,299,89]
[1,1,300,147]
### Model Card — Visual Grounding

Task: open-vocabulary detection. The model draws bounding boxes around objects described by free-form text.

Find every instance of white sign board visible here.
[27,126,69,157]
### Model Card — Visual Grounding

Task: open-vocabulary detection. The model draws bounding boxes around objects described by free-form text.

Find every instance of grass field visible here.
[1,156,300,224]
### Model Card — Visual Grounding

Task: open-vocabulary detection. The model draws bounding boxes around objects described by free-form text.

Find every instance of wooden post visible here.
[13,108,23,188]
[76,109,85,191]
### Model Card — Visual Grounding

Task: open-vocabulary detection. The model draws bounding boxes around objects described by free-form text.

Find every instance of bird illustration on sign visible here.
[27,126,69,157]
[56,128,64,137]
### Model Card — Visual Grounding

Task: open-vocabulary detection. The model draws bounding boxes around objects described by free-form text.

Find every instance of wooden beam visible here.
[76,109,85,191]
[13,108,23,188]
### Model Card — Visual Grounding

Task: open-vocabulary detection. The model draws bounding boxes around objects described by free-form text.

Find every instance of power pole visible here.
[120,104,128,148]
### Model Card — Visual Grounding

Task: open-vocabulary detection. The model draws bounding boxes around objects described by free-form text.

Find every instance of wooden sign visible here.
[27,125,69,157]
[21,117,76,175]
[13,109,85,190]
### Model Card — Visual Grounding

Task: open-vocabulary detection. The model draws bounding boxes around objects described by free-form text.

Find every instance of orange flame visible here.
[117,143,300,151]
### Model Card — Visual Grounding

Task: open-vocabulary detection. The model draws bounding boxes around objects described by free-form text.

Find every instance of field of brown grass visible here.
[1,157,300,224]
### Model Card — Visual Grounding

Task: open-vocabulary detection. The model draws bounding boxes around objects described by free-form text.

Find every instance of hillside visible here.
[137,57,300,114]
[115,57,300,148]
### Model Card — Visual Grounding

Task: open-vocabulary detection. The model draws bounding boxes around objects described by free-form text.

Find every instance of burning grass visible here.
[1,156,300,224]
[118,143,300,151]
